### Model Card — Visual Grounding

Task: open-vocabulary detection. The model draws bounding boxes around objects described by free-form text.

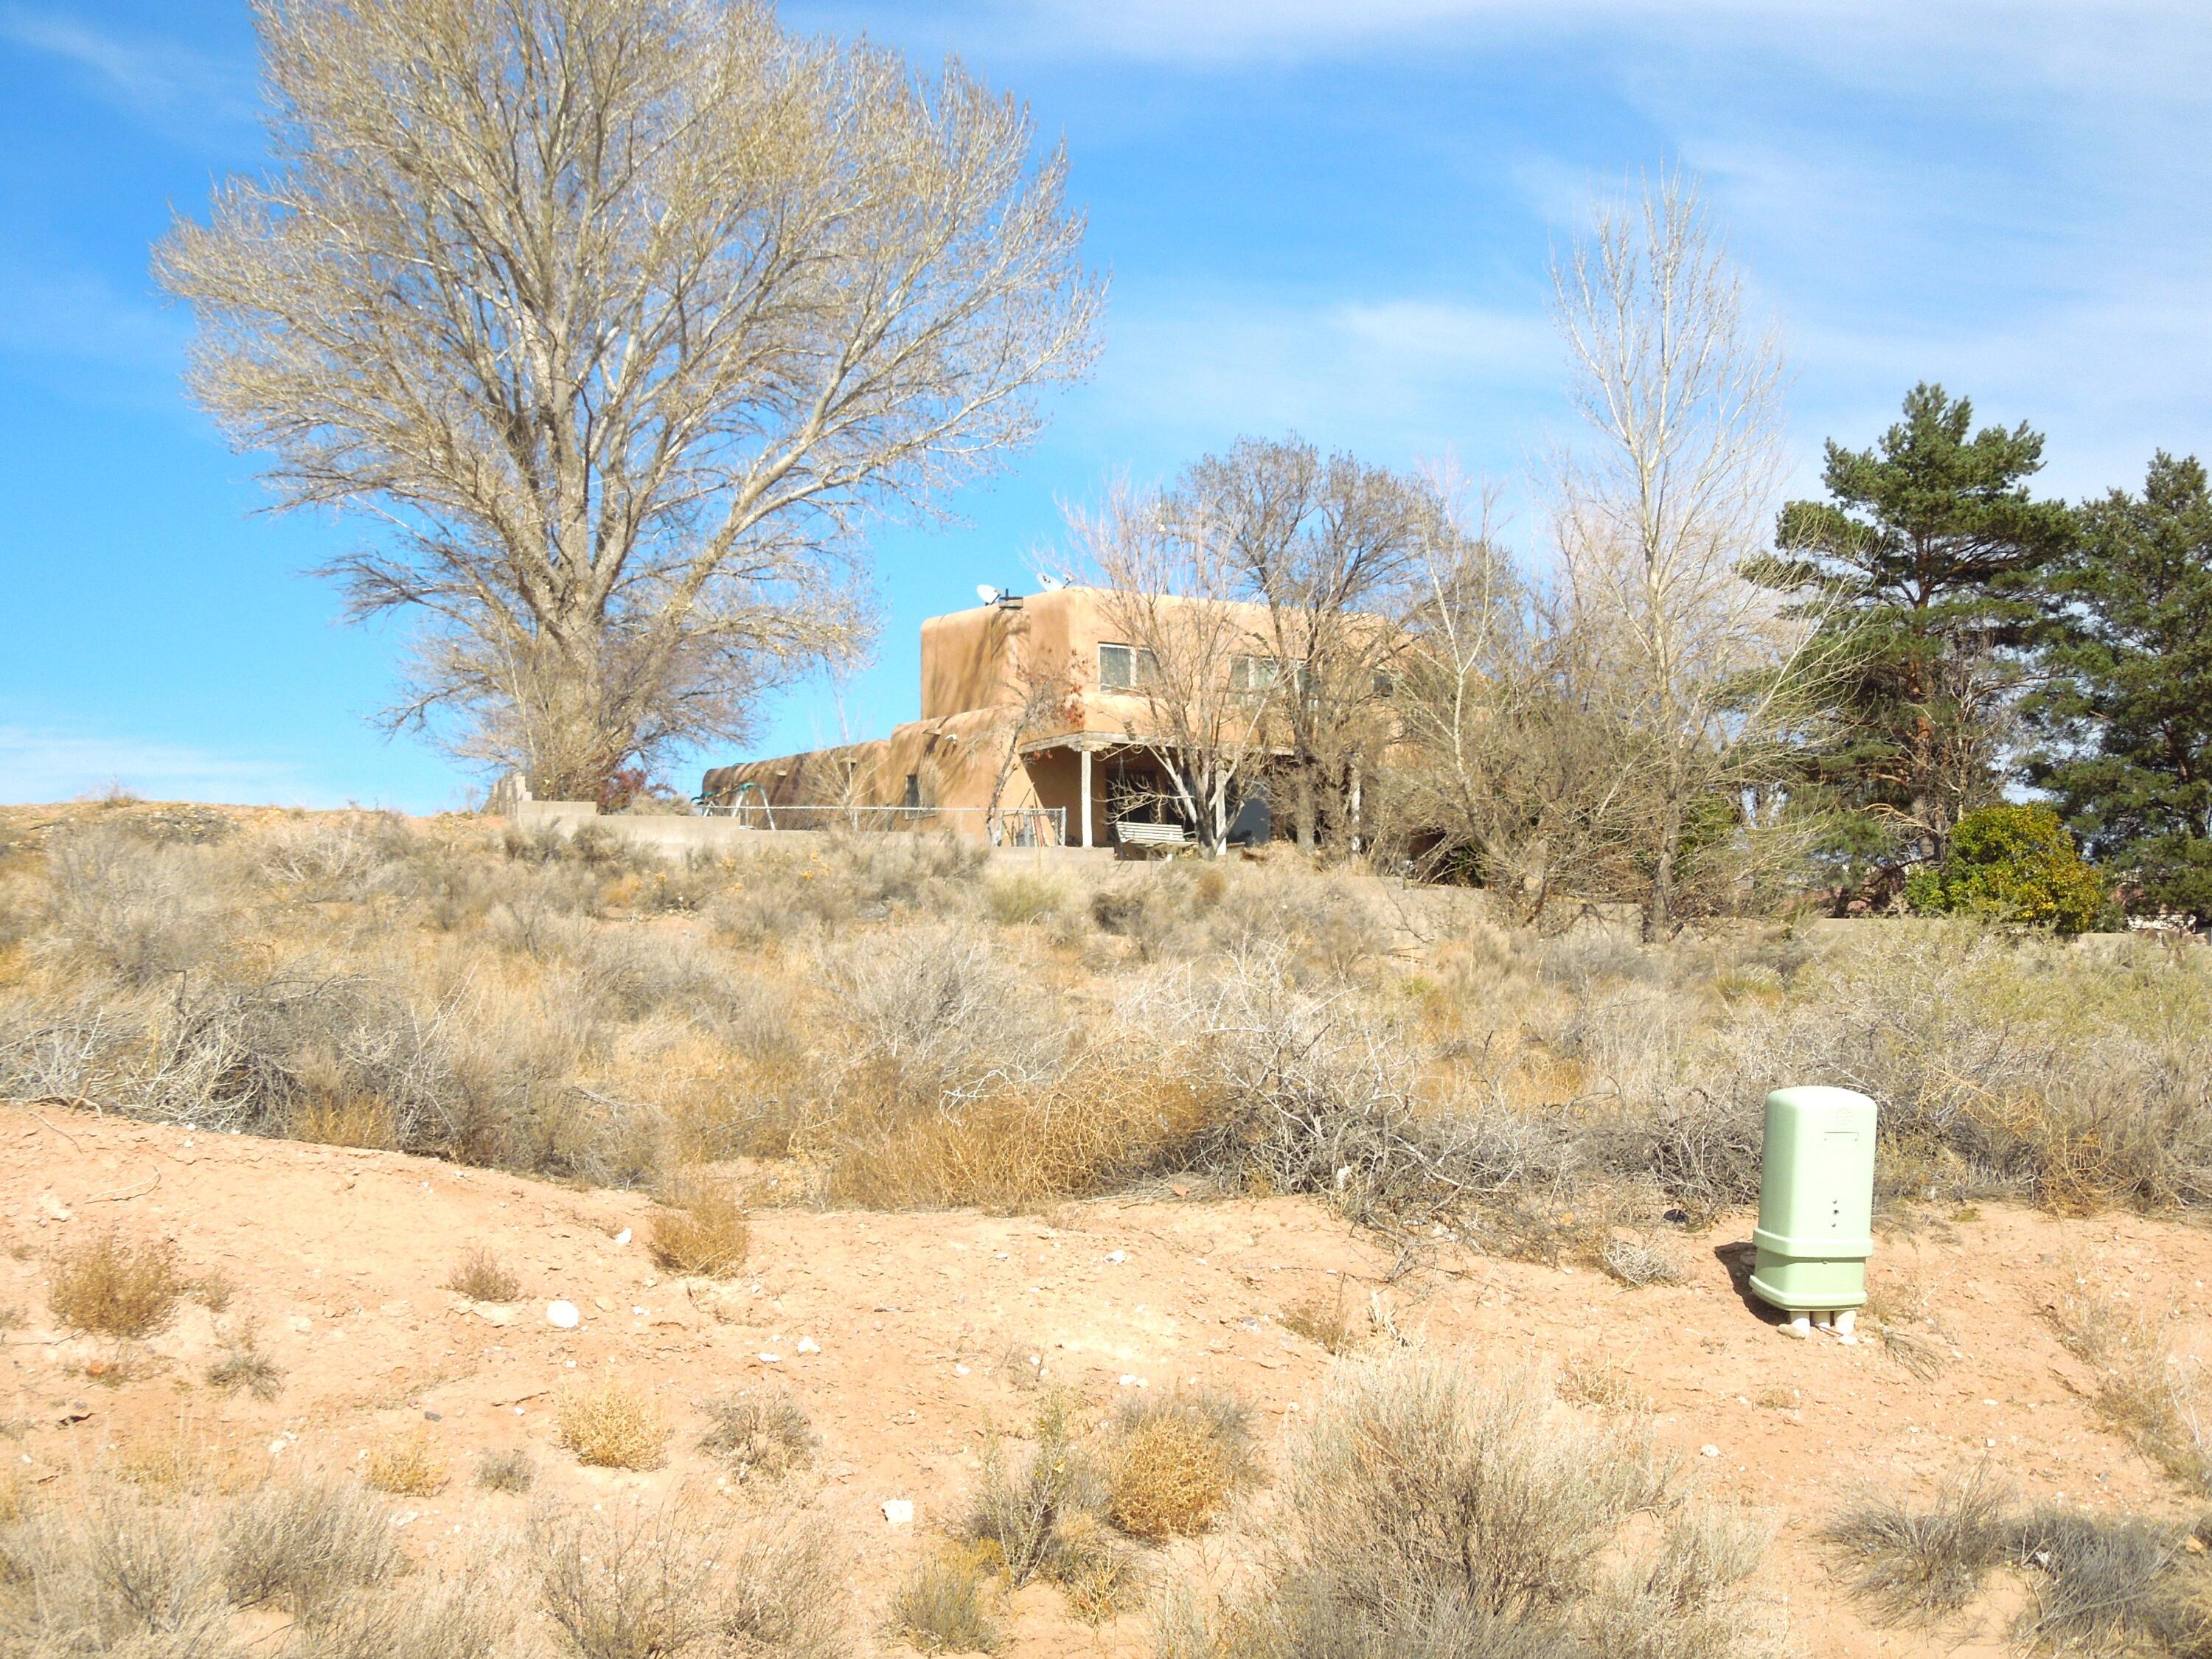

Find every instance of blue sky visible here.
[2,1,2208,810]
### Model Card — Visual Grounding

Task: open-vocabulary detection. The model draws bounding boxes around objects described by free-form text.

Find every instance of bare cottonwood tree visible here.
[1067,481,1273,856]
[1387,470,1649,920]
[1174,437,1433,850]
[158,0,1102,801]
[1550,172,1812,937]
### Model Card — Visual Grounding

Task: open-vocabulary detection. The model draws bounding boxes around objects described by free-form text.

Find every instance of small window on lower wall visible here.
[903,773,920,809]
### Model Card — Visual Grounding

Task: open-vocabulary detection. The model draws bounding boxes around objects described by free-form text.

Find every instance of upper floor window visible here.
[1097,643,1158,691]
[1231,655,1308,695]
[1229,654,1280,693]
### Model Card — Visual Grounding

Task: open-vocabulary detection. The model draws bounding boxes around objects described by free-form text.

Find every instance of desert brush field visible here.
[4,799,2212,1658]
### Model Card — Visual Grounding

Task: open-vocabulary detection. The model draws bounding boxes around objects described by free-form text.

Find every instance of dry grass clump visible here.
[649,1173,751,1278]
[205,1332,284,1400]
[364,1429,451,1495]
[1599,1235,1686,1287]
[1557,1354,1649,1411]
[1826,1464,2013,1622]
[0,1450,557,1659]
[984,872,1068,928]
[1277,1283,1365,1353]
[475,1447,536,1493]
[698,1388,817,1482]
[888,1548,1004,1652]
[1155,1349,1780,1659]
[823,1066,1216,1211]
[113,1431,243,1496]
[221,1472,401,1618]
[965,1394,1130,1613]
[37,821,236,986]
[1828,1465,2212,1654]
[445,1245,521,1303]
[1105,1393,1252,1542]
[2050,1281,2212,1490]
[48,1227,184,1339]
[1,1484,232,1652]
[826,923,1066,1112]
[535,1501,849,1659]
[557,1379,669,1470]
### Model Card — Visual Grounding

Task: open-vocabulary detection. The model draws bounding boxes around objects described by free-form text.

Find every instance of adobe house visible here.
[698,585,1283,848]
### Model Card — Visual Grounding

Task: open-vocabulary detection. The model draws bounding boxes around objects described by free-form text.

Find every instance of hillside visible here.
[4,1100,2208,1656]
[5,801,2212,1655]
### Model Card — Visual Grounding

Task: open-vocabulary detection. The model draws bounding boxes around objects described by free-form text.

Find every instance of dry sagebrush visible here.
[1153,1350,1782,1659]
[10,804,2212,1245]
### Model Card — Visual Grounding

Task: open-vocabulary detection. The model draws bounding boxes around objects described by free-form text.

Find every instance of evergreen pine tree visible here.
[1751,383,2074,874]
[2028,453,2212,922]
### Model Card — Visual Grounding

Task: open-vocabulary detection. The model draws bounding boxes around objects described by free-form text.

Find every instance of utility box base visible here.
[1748,1251,1865,1312]
[1750,1085,1877,1316]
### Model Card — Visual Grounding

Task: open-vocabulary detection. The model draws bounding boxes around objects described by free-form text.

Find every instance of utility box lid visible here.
[1752,1085,1877,1261]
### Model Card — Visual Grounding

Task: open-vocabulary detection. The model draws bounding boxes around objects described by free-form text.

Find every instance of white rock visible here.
[953,1364,970,1377]
[796,1337,821,1355]
[288,1316,313,1333]
[613,1228,632,1245]
[882,1499,914,1526]
[759,1352,782,1365]
[546,1301,581,1329]
[1106,1249,1127,1263]
[1700,1444,1721,1458]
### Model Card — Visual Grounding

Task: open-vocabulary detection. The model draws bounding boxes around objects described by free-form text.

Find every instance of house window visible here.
[1231,655,1308,695]
[1097,643,1158,691]
[903,773,921,809]
[1229,654,1280,692]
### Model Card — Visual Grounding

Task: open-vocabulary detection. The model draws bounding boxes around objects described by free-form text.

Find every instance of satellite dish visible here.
[976,584,1003,605]
[1037,572,1065,592]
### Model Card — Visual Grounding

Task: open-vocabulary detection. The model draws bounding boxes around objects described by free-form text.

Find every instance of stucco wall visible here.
[700,584,1293,838]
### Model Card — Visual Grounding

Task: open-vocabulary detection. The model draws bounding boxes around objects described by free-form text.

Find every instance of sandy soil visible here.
[1,1099,2197,1657]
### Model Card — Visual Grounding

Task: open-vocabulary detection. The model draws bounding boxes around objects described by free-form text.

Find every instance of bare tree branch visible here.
[157,0,1102,799]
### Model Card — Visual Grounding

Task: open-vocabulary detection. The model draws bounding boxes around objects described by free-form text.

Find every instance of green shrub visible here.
[1906,804,2105,933]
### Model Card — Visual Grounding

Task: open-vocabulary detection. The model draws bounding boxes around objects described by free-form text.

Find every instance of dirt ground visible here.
[0,1099,2197,1657]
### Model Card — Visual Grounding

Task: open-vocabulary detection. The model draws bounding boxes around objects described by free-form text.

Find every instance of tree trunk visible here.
[1293,763,1318,850]
[1644,791,1684,942]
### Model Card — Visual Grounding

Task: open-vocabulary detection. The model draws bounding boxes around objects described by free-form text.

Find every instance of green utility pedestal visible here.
[1749,1085,1877,1340]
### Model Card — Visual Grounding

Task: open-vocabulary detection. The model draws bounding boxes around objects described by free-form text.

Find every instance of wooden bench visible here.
[1115,820,1189,854]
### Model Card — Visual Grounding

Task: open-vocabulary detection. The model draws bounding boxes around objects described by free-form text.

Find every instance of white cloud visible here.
[0,7,254,134]
[1088,293,1553,462]
[888,0,2212,97]
[0,262,184,374]
[0,725,326,808]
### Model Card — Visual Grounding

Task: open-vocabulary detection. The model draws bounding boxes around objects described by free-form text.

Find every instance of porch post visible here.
[1079,745,1093,849]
